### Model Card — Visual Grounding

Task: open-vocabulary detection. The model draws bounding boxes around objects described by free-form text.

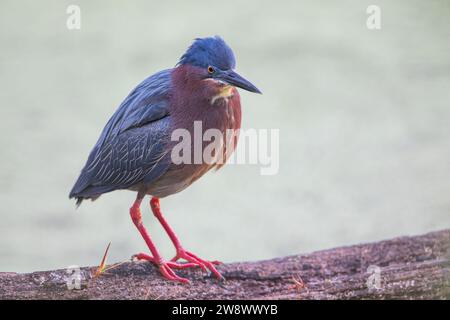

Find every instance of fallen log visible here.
[1,230,449,299]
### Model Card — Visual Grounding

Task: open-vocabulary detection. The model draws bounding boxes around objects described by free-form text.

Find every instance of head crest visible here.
[178,36,236,70]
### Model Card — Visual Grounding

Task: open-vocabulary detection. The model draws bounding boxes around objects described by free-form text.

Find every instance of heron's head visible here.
[178,36,261,94]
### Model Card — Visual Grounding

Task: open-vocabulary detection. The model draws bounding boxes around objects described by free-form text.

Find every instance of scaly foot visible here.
[133,252,199,283]
[171,249,224,280]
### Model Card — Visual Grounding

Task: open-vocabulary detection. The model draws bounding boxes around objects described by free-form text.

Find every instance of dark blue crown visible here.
[178,36,236,70]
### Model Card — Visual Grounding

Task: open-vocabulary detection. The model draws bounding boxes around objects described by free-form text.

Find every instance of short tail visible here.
[69,170,103,208]
[70,194,101,208]
[69,183,106,208]
[75,197,84,208]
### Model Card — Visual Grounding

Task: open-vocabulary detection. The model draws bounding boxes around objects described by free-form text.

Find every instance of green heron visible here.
[70,36,261,283]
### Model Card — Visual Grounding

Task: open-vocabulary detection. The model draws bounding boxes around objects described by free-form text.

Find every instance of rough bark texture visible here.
[1,230,449,300]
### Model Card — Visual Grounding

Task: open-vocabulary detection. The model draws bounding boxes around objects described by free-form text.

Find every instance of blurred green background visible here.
[0,0,449,272]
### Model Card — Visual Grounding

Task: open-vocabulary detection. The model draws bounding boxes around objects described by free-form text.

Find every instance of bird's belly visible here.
[144,163,213,198]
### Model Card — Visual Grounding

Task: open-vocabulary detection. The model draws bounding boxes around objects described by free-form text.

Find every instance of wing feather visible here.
[69,69,173,201]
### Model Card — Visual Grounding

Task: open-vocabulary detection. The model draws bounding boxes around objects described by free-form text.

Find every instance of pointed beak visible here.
[218,70,262,94]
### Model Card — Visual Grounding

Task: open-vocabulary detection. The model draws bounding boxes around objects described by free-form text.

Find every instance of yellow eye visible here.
[207,66,215,74]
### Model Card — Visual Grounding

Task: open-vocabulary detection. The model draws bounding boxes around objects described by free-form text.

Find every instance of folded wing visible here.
[69,69,173,203]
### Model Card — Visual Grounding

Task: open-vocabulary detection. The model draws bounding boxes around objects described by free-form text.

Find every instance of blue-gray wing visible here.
[69,69,173,202]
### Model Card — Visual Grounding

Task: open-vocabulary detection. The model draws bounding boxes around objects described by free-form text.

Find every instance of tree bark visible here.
[1,230,449,300]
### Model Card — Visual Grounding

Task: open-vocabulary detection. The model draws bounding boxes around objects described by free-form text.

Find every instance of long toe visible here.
[133,252,157,263]
[172,249,225,280]
[133,252,195,283]
[159,264,190,283]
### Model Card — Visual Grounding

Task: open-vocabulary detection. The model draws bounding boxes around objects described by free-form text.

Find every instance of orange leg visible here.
[149,197,224,280]
[130,195,197,283]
